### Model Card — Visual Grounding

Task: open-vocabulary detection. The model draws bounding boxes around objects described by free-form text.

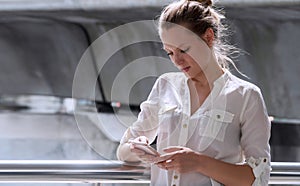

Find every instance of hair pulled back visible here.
[158,0,239,70]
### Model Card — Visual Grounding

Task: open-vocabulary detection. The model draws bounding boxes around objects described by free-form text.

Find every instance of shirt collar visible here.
[213,69,230,88]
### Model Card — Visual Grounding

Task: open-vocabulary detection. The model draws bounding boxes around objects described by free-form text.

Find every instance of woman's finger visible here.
[154,151,178,163]
[137,136,149,144]
[164,159,177,171]
[155,161,169,170]
[163,146,184,153]
[156,163,165,169]
[139,154,157,162]
[130,148,146,155]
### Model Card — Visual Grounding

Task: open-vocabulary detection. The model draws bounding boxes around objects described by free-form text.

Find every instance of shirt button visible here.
[183,124,187,128]
[216,114,221,119]
[263,158,267,163]
[174,175,178,179]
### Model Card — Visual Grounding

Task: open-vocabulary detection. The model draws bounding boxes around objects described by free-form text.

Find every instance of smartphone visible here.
[129,140,160,157]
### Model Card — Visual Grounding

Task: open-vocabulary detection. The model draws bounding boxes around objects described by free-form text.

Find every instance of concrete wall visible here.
[226,6,300,119]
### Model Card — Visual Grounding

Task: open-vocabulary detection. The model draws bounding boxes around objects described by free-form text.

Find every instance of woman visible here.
[117,0,271,185]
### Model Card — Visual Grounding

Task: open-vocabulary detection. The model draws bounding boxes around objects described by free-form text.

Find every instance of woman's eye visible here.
[166,52,173,56]
[180,47,190,53]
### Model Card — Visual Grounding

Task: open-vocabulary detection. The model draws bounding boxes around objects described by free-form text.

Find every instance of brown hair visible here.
[158,0,240,71]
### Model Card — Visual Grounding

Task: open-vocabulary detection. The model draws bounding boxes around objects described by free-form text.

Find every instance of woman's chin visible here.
[182,72,192,78]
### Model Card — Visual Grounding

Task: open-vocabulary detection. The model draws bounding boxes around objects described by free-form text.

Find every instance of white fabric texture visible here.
[247,157,270,186]
[118,71,271,186]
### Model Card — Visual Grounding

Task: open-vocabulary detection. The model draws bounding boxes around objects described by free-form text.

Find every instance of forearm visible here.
[116,143,140,162]
[197,155,255,186]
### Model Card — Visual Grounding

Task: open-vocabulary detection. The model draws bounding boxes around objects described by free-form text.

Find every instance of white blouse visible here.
[118,71,271,186]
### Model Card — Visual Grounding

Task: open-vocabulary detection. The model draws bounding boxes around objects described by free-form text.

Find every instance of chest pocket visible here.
[198,109,234,151]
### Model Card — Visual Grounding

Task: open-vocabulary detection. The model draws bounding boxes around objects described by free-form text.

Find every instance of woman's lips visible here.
[182,66,190,72]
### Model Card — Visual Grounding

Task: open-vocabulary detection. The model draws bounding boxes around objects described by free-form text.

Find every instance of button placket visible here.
[172,117,189,186]
[171,171,180,186]
[178,122,189,146]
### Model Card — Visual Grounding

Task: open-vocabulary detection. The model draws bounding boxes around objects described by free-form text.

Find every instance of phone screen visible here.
[134,144,160,156]
[129,140,160,157]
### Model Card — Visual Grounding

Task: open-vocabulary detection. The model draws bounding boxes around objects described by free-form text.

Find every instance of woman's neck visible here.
[190,60,224,88]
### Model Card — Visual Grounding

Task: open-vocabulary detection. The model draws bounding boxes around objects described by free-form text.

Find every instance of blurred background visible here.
[0,0,299,185]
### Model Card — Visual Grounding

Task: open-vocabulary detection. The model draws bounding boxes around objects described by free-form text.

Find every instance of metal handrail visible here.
[269,162,300,185]
[0,160,299,185]
[0,160,150,184]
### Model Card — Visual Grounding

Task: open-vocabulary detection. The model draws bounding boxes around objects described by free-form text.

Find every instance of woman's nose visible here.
[172,53,184,66]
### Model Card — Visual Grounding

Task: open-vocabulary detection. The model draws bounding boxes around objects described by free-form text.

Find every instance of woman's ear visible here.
[202,28,215,48]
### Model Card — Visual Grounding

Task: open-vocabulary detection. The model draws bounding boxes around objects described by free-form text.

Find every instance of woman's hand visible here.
[156,146,255,185]
[155,146,202,173]
[128,136,157,163]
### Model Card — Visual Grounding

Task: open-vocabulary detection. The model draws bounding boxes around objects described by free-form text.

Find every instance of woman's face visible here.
[160,24,212,79]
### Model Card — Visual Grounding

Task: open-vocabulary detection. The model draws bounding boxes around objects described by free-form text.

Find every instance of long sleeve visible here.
[117,77,161,162]
[240,88,271,185]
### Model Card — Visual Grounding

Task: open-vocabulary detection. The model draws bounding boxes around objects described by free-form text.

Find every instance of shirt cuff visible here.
[246,157,270,186]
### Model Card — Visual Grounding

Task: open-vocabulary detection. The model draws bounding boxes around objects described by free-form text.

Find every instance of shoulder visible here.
[225,72,268,122]
[226,72,261,96]
[224,71,266,105]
